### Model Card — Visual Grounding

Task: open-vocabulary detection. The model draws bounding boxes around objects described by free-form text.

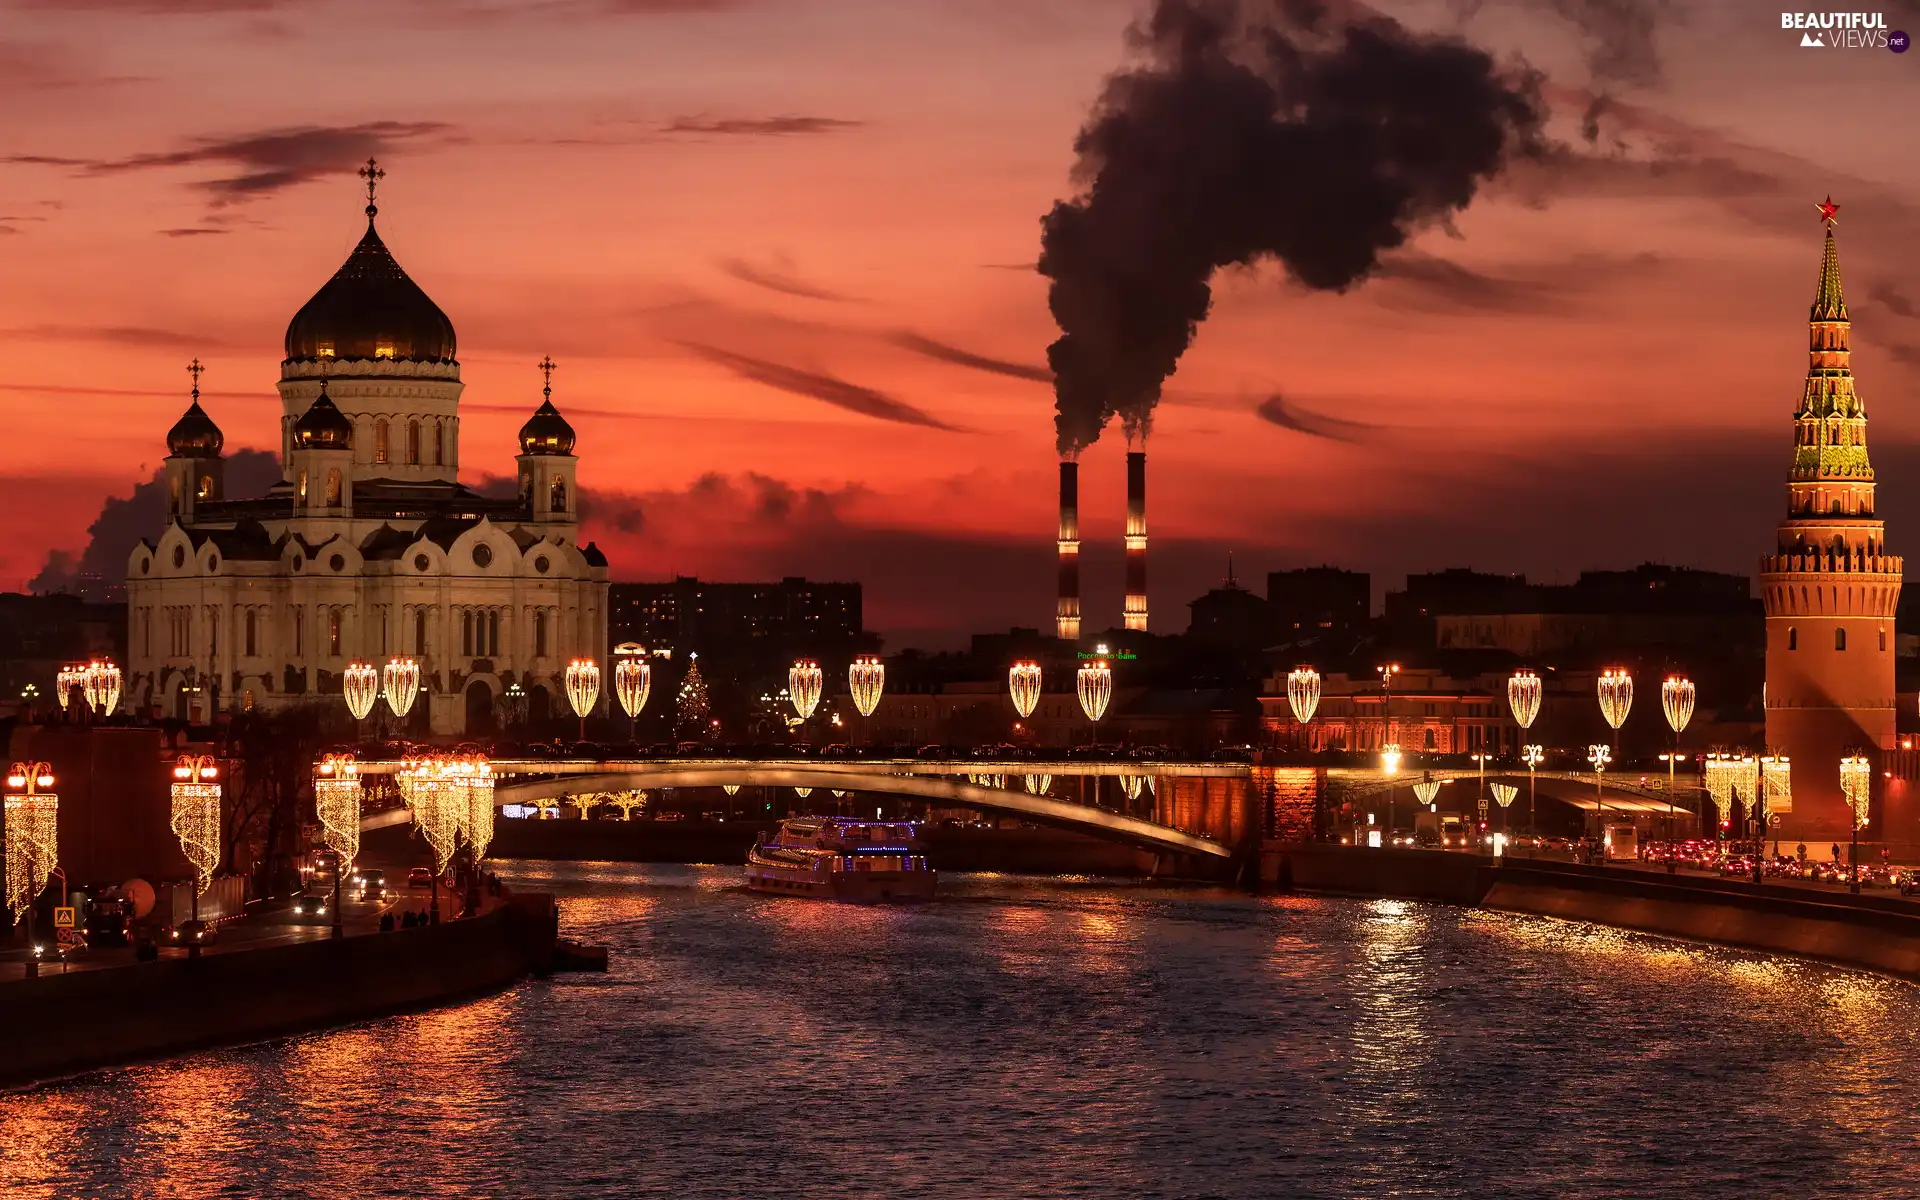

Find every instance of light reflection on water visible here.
[5,862,1920,1199]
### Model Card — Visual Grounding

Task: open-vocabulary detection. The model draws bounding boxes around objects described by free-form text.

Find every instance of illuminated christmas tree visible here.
[676,656,711,738]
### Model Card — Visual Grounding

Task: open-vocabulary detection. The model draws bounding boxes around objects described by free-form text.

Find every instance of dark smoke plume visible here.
[1039,0,1547,455]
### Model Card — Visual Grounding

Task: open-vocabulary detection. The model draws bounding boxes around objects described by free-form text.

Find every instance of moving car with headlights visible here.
[294,892,328,919]
[160,919,217,947]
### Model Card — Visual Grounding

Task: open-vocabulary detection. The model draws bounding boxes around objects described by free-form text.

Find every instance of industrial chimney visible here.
[1057,459,1081,641]
[1124,448,1147,631]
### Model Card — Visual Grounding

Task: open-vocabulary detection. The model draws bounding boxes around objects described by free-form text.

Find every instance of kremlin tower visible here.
[1761,199,1902,844]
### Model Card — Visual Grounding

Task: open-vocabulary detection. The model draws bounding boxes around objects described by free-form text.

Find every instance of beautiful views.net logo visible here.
[1781,11,1909,50]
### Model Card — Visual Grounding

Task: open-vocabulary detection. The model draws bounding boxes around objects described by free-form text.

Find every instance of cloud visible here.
[888,332,1051,383]
[1369,249,1663,315]
[8,121,453,204]
[662,116,861,136]
[1254,395,1379,444]
[8,0,281,9]
[679,342,966,431]
[160,227,230,237]
[30,450,281,593]
[1866,282,1918,321]
[0,324,248,350]
[716,254,857,302]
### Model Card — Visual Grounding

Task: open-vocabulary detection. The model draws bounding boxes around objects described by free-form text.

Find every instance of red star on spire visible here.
[1816,196,1840,225]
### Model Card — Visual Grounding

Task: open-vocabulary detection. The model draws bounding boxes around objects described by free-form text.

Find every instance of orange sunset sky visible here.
[3,0,1918,646]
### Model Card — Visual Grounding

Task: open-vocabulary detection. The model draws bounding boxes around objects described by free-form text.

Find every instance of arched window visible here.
[297,470,308,505]
[1788,626,1798,651]
[169,475,181,514]
[245,609,256,657]
[329,609,342,656]
[408,420,421,465]
[461,611,474,656]
[550,477,567,514]
[198,475,213,500]
[535,610,548,657]
[1422,728,1436,750]
[325,468,342,506]
[488,610,500,656]
[434,420,444,466]
[1880,629,1888,652]
[1836,628,1847,651]
[415,609,429,655]
[294,607,305,656]
[374,419,390,464]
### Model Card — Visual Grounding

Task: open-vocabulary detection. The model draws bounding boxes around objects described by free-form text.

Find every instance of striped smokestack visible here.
[1124,449,1147,631]
[1056,460,1081,641]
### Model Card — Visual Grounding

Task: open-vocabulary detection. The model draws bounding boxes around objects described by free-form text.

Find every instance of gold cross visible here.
[359,157,385,207]
[539,355,556,400]
[187,357,203,400]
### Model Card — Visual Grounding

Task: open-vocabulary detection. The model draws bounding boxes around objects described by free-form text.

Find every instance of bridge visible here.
[353,756,1242,859]
[1328,768,1705,815]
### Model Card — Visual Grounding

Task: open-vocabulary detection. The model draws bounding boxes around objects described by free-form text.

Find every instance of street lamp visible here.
[314,752,360,939]
[614,648,651,741]
[1521,745,1544,852]
[1507,669,1542,735]
[1491,782,1517,847]
[1287,666,1320,751]
[1009,661,1042,721]
[54,665,80,713]
[1597,669,1633,745]
[789,659,824,725]
[1077,657,1112,730]
[398,752,459,924]
[1841,754,1871,894]
[1471,752,1492,834]
[82,660,121,718]
[382,657,420,727]
[343,660,379,726]
[1376,662,1400,754]
[169,754,220,956]
[849,655,884,746]
[1588,743,1611,863]
[1661,675,1695,872]
[4,762,57,977]
[565,657,600,741]
[1755,754,1790,884]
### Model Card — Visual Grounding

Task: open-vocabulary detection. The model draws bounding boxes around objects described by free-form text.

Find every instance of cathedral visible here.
[126,163,610,734]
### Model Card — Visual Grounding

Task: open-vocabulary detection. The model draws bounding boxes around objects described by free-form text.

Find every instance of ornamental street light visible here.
[82,660,121,718]
[314,753,360,939]
[343,660,380,725]
[1660,675,1695,872]
[1288,666,1321,751]
[1597,669,1633,747]
[565,657,600,741]
[1587,744,1612,863]
[382,657,420,727]
[789,659,824,726]
[848,655,884,745]
[169,754,220,956]
[1376,663,1400,759]
[1508,669,1542,734]
[1471,752,1493,828]
[1009,661,1042,722]
[1841,754,1872,894]
[5,762,57,977]
[1491,783,1518,843]
[1077,658,1113,727]
[1755,754,1791,884]
[1521,745,1544,852]
[54,665,79,713]
[614,648,651,741]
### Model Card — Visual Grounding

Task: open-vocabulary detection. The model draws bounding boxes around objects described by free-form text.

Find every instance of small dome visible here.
[284,210,456,365]
[519,399,576,455]
[166,401,224,457]
[294,388,354,450]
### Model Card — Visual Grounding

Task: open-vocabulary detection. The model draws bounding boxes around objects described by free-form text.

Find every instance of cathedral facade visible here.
[126,169,610,735]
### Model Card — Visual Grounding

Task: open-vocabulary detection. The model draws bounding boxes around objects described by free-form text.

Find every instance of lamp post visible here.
[1471,752,1492,842]
[314,752,360,939]
[1661,675,1695,874]
[848,655,884,746]
[81,660,121,720]
[1376,662,1400,755]
[565,657,600,742]
[1841,754,1871,895]
[788,658,824,745]
[1009,661,1042,722]
[1520,745,1544,851]
[1077,657,1112,736]
[168,754,220,957]
[614,648,651,742]
[382,657,420,732]
[1287,666,1321,753]
[343,660,379,730]
[1587,744,1611,864]
[4,762,57,978]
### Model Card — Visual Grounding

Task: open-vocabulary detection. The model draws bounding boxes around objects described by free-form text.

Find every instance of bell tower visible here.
[1761,198,1903,843]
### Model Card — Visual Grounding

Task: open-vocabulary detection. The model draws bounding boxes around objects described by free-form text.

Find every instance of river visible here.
[6,862,1920,1199]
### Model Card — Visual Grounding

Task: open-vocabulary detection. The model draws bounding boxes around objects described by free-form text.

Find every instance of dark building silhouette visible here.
[0,593,127,713]
[1267,567,1369,636]
[609,577,863,658]
[1188,563,1275,651]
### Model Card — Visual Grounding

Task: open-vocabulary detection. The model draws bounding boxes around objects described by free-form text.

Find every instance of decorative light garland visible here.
[789,659,823,721]
[1840,755,1872,829]
[723,784,741,796]
[1491,783,1518,808]
[1597,669,1633,732]
[382,657,420,718]
[1760,755,1792,815]
[1507,669,1541,730]
[1413,777,1441,806]
[565,657,601,719]
[313,752,362,870]
[398,754,460,874]
[1025,774,1052,795]
[1704,753,1736,826]
[1662,675,1696,735]
[795,786,813,798]
[4,762,57,917]
[169,754,221,894]
[342,661,380,721]
[604,790,647,820]
[1009,661,1042,720]
[82,660,121,716]
[848,655,885,718]
[1287,667,1321,724]
[1121,774,1145,801]
[1077,659,1112,723]
[54,665,80,711]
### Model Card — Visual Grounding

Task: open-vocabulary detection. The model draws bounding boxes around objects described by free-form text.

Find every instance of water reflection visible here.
[6,864,1920,1200]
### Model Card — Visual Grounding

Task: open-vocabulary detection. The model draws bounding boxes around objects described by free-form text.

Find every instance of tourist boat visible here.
[746,817,937,902]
